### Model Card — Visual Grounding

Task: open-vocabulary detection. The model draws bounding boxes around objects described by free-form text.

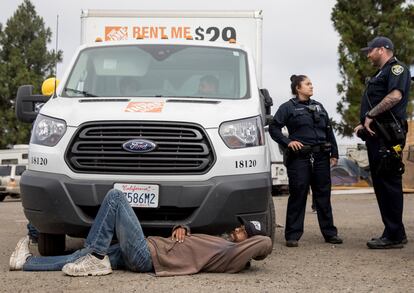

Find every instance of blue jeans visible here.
[27,223,39,241]
[23,189,153,272]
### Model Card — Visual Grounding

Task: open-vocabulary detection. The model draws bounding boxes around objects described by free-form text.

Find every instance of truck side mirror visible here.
[259,88,273,125]
[15,85,51,123]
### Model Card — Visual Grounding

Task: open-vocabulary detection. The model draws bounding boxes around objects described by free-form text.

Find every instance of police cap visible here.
[361,36,394,52]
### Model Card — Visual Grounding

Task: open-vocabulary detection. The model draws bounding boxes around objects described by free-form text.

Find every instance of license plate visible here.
[114,183,159,208]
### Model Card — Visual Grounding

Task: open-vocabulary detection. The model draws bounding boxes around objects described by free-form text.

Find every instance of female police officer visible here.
[269,75,342,247]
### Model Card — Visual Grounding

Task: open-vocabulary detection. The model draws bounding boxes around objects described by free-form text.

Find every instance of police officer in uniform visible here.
[355,36,411,249]
[269,75,342,247]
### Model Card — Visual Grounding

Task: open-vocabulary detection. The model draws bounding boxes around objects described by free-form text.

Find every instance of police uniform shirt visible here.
[269,97,339,158]
[360,57,411,123]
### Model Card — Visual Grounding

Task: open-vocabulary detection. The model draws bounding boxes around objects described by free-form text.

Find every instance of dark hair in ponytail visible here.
[290,74,307,95]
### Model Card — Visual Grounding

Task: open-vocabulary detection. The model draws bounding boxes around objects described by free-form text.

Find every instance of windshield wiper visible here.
[65,87,98,97]
[168,95,220,99]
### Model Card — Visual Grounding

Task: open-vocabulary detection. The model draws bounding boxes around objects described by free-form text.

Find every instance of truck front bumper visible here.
[20,170,271,237]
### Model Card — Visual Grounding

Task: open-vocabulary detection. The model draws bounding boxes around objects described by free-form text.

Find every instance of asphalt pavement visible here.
[1,193,414,292]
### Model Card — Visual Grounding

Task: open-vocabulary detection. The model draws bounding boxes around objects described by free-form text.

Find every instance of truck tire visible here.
[0,194,6,202]
[38,233,66,256]
[266,193,276,243]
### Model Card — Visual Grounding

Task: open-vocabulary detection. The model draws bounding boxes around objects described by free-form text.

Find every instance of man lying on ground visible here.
[9,189,272,277]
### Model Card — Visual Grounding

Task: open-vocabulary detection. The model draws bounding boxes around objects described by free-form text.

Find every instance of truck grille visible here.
[66,121,215,174]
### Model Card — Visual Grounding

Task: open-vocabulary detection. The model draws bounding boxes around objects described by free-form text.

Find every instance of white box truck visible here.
[16,10,277,255]
[80,10,288,192]
[81,10,288,193]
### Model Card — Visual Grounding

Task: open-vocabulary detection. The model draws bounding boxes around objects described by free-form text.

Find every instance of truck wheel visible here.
[38,233,66,256]
[0,194,6,202]
[266,193,276,243]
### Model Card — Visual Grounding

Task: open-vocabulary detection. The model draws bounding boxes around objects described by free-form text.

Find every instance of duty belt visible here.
[292,144,331,156]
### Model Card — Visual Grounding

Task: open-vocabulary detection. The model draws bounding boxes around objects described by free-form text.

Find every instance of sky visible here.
[0,0,359,144]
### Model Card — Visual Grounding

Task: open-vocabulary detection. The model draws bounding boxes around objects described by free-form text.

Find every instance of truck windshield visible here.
[63,45,249,99]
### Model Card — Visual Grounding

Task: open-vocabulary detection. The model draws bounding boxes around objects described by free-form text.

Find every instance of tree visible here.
[331,0,414,136]
[0,0,62,148]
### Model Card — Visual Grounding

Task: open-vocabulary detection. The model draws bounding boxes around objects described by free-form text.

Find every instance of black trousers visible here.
[285,151,337,241]
[366,137,406,241]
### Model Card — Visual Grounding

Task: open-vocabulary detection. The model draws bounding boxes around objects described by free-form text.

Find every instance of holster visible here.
[376,147,405,176]
[374,119,406,147]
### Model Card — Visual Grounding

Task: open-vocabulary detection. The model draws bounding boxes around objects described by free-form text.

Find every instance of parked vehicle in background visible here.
[0,164,27,201]
[267,127,289,195]
[0,145,29,201]
[0,144,29,165]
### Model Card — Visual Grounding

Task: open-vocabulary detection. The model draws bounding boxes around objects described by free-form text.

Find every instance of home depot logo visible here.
[124,102,165,113]
[105,26,128,41]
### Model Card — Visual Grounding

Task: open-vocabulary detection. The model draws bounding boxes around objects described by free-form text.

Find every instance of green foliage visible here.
[331,0,414,136]
[0,108,31,148]
[0,0,62,148]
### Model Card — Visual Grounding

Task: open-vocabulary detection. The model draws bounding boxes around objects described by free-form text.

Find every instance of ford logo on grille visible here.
[122,139,157,153]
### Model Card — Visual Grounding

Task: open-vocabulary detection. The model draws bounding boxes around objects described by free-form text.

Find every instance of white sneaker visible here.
[9,236,32,271]
[62,253,112,277]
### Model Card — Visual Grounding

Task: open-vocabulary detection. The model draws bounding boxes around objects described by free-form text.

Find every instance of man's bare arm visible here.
[368,89,402,117]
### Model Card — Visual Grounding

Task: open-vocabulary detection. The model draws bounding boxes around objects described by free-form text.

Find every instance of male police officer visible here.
[355,36,411,249]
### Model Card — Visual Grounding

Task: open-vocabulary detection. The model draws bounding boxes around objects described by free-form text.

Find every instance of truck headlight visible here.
[219,116,264,149]
[31,115,67,146]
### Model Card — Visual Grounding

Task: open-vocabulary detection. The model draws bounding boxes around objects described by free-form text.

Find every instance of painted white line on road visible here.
[332,188,374,195]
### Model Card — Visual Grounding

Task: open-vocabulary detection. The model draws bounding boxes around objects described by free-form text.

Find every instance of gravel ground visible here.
[1,193,413,293]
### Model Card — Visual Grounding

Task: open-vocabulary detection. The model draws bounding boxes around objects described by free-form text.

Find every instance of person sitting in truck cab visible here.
[119,76,140,96]
[197,75,219,96]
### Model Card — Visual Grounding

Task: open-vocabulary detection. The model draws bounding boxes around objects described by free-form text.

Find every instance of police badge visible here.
[391,64,404,75]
